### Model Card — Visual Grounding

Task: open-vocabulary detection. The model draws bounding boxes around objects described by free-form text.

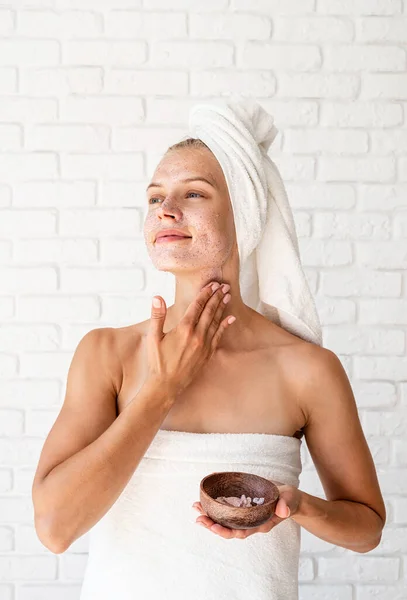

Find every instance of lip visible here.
[155,236,192,244]
[155,229,192,242]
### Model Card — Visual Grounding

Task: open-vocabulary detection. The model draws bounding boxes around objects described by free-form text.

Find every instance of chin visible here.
[154,263,199,274]
[147,245,228,273]
[147,253,194,271]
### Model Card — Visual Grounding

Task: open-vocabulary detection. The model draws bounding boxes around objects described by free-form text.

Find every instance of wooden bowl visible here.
[199,471,280,529]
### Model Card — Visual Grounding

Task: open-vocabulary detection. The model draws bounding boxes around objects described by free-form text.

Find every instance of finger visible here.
[210,313,236,351]
[194,501,258,537]
[268,514,284,527]
[196,513,249,539]
[197,517,236,539]
[148,295,167,341]
[195,285,228,338]
[202,288,231,341]
[183,281,221,328]
[194,501,271,536]
[211,523,247,539]
[275,500,290,519]
[212,525,237,538]
[196,515,214,528]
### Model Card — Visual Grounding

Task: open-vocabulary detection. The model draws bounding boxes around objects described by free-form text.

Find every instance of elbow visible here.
[354,536,382,554]
[353,529,383,554]
[34,514,71,555]
[44,538,69,555]
[354,508,386,554]
[32,480,72,554]
[46,536,71,555]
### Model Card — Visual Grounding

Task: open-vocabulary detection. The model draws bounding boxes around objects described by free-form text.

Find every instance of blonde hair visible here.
[166,136,211,154]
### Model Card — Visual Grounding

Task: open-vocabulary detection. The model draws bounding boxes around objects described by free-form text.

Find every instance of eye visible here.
[148,192,203,204]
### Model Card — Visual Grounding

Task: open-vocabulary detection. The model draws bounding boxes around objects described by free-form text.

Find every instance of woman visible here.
[33,109,386,600]
[143,135,385,540]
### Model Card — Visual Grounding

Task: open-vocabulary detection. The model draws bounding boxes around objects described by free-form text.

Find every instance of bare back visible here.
[114,312,311,440]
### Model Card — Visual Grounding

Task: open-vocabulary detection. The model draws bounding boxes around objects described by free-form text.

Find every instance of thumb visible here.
[275,497,290,519]
[149,295,166,340]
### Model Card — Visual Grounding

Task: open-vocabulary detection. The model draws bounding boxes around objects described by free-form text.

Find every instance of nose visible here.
[157,196,183,220]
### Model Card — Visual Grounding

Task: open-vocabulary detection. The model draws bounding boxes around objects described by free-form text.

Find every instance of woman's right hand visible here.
[145,281,236,396]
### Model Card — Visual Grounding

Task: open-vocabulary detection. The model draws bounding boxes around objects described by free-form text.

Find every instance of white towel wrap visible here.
[79,429,303,600]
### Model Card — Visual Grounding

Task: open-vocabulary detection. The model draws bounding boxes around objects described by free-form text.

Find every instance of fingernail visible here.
[211,282,220,292]
[221,283,230,293]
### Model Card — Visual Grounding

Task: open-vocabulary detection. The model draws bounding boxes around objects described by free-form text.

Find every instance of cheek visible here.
[196,214,235,256]
[143,215,155,241]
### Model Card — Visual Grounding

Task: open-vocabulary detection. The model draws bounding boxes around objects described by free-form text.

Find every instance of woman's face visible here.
[143,146,237,274]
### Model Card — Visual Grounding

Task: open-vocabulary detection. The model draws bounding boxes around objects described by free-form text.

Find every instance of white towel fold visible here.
[188,95,323,347]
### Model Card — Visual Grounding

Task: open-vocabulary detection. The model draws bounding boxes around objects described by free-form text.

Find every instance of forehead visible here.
[152,147,225,188]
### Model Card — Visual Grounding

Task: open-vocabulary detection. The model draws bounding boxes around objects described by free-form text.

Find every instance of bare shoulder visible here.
[107,321,148,390]
[292,340,357,431]
[111,321,146,354]
[253,315,334,415]
[280,338,343,421]
[250,313,325,412]
[255,313,322,363]
[294,342,349,395]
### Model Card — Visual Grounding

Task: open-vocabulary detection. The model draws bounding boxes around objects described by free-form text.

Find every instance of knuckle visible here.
[206,293,217,307]
[211,297,222,313]
[211,316,221,330]
[195,298,206,311]
[179,322,192,337]
[183,318,194,331]
[192,334,204,349]
[212,312,221,323]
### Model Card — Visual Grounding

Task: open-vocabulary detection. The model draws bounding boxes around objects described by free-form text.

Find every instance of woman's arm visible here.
[292,346,386,552]
[32,329,177,554]
[291,489,383,553]
[192,345,386,548]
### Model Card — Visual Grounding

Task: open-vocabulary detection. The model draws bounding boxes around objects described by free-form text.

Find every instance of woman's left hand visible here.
[192,483,302,539]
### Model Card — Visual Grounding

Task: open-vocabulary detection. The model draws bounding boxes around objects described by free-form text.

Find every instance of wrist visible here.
[291,490,308,521]
[297,490,305,517]
[291,490,327,523]
[143,375,179,403]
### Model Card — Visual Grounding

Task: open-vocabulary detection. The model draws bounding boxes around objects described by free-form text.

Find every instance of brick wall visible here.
[0,0,406,598]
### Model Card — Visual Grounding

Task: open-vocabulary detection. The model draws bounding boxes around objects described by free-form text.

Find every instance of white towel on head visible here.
[188,96,323,347]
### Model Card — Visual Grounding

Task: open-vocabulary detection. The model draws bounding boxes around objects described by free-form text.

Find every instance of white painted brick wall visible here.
[0,0,406,598]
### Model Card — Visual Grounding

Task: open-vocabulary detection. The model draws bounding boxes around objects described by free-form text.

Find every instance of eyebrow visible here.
[146,176,217,192]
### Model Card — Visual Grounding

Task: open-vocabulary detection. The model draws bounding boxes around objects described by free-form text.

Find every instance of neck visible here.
[163,270,254,352]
